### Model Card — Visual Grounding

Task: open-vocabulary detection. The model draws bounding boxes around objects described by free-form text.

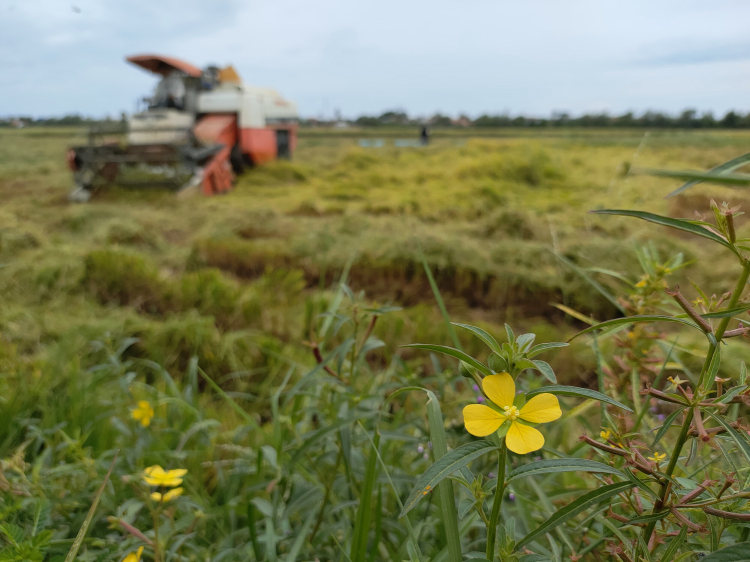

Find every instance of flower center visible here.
[503,405,520,420]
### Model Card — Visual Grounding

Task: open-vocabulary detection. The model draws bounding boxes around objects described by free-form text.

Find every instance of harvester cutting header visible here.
[68,54,299,200]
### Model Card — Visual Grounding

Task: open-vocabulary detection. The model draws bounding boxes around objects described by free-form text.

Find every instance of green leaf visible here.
[531,360,557,384]
[526,385,633,412]
[625,511,669,525]
[527,342,569,359]
[660,526,688,561]
[590,209,740,256]
[569,315,705,342]
[701,344,723,389]
[519,556,552,562]
[702,303,750,318]
[505,324,515,345]
[452,322,502,353]
[400,440,499,517]
[708,413,750,466]
[715,385,748,404]
[662,152,750,197]
[507,458,625,482]
[651,408,684,447]
[701,542,750,561]
[637,166,750,188]
[64,451,118,562]
[514,481,634,551]
[516,333,536,351]
[401,344,493,377]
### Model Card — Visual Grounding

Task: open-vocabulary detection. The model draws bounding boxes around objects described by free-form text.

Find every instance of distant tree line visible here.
[0,114,125,128]
[309,108,750,128]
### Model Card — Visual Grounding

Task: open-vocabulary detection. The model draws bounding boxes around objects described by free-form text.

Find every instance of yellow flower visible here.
[649,452,666,463]
[151,487,184,502]
[143,465,187,487]
[600,430,611,440]
[635,278,647,288]
[462,373,561,455]
[131,401,154,428]
[122,546,143,562]
[667,376,687,389]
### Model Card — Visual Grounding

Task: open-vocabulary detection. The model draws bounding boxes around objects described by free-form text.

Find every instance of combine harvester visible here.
[67,54,298,200]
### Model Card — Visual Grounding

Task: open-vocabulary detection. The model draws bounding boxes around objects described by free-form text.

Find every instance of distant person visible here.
[420,125,430,145]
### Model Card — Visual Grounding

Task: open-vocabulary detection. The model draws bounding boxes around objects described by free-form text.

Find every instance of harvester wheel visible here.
[229,144,245,175]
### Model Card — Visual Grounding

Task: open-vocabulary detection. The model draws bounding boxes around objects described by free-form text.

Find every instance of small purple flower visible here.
[473,384,480,392]
[657,414,666,422]
[477,396,485,403]
[650,406,659,414]
[508,493,516,501]
[488,472,496,479]
[417,445,424,453]
[423,453,429,460]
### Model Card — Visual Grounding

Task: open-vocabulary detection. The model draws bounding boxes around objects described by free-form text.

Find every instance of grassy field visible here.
[3,127,750,382]
[2,126,750,560]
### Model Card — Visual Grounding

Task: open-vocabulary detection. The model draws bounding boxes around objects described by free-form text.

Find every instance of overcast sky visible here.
[4,0,750,119]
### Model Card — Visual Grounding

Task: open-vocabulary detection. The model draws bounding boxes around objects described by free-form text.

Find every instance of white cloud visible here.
[2,0,750,118]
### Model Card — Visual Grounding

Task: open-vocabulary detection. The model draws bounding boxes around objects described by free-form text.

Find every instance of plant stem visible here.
[153,497,162,562]
[644,258,750,547]
[485,439,507,560]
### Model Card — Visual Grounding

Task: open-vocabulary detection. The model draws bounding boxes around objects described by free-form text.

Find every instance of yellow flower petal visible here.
[143,466,187,487]
[482,373,515,409]
[519,393,561,424]
[121,546,143,562]
[151,487,183,502]
[506,421,545,454]
[463,404,505,437]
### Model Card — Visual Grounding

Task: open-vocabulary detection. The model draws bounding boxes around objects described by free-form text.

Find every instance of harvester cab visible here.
[67,54,298,201]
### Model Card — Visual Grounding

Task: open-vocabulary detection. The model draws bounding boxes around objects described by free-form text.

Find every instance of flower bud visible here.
[488,352,507,373]
[459,361,477,379]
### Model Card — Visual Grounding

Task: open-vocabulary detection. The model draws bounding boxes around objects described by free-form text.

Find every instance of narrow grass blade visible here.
[422,255,462,350]
[526,385,632,412]
[590,210,739,256]
[424,389,462,561]
[401,343,493,377]
[400,440,498,516]
[569,315,704,342]
[357,421,424,561]
[289,410,377,469]
[507,458,624,482]
[635,167,750,187]
[283,510,316,562]
[662,152,750,197]
[197,366,261,431]
[64,451,119,562]
[552,250,625,314]
[551,303,598,325]
[514,481,633,551]
[351,430,380,562]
